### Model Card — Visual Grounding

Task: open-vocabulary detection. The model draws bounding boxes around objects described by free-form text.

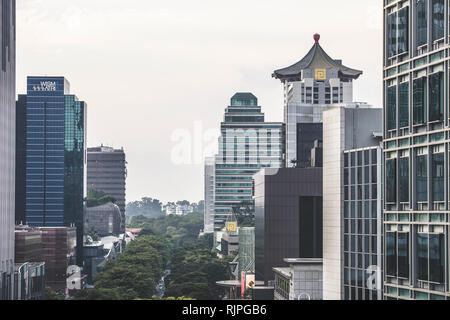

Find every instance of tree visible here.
[45,287,65,300]
[165,248,230,300]
[85,189,116,208]
[126,197,163,220]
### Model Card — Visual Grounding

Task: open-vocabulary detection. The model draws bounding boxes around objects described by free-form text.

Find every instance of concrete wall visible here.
[323,107,345,300]
[323,106,382,300]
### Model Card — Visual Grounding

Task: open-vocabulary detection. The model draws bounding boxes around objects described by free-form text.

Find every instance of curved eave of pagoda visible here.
[272,70,362,82]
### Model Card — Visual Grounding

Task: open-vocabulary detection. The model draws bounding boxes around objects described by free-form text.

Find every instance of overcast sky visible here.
[17,0,383,204]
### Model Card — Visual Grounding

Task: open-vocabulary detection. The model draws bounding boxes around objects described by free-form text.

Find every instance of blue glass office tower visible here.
[214,93,284,231]
[25,76,87,265]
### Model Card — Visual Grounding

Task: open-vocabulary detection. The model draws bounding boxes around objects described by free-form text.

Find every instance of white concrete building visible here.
[322,104,383,300]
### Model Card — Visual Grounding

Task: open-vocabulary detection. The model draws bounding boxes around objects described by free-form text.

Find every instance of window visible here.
[416,155,428,202]
[388,12,397,57]
[386,232,397,277]
[399,157,409,202]
[398,7,409,54]
[386,159,397,203]
[398,233,410,278]
[413,77,427,125]
[399,82,409,128]
[429,233,445,283]
[429,72,444,122]
[387,86,397,130]
[417,0,428,46]
[432,153,444,202]
[432,0,444,41]
[417,233,429,281]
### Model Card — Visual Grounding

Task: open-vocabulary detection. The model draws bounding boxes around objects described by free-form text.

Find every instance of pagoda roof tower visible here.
[273,34,363,82]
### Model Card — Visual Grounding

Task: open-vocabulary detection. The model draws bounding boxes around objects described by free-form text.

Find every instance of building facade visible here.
[23,76,87,265]
[322,105,383,300]
[204,157,215,233]
[383,0,450,300]
[273,258,323,301]
[273,34,362,167]
[13,262,45,300]
[40,227,77,292]
[84,202,123,237]
[214,93,284,231]
[16,94,27,225]
[238,227,255,276]
[87,146,127,233]
[15,227,43,264]
[254,168,323,284]
[0,0,16,300]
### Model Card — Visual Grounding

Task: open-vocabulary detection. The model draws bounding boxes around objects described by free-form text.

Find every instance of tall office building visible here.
[383,0,450,300]
[254,167,323,284]
[24,76,87,265]
[214,93,284,231]
[273,34,362,167]
[0,0,16,301]
[87,146,127,233]
[322,104,383,300]
[204,157,215,234]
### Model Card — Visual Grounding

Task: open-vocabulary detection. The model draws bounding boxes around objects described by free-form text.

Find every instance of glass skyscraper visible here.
[214,93,284,231]
[384,0,449,300]
[24,76,87,265]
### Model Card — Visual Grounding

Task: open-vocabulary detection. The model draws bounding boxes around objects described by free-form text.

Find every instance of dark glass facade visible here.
[254,168,322,283]
[295,123,323,168]
[343,148,383,300]
[16,94,27,225]
[24,77,86,266]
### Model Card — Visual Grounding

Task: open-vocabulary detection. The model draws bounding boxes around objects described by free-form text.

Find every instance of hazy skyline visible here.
[17,0,383,204]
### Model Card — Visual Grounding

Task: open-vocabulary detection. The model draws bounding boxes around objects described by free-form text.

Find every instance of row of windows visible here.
[215,196,252,200]
[385,152,444,204]
[386,231,445,284]
[27,198,63,204]
[344,219,379,236]
[386,73,444,131]
[216,189,252,194]
[344,235,380,254]
[387,0,445,59]
[344,149,378,167]
[344,201,379,219]
[344,254,380,271]
[344,166,378,185]
[345,184,378,201]
[344,286,379,301]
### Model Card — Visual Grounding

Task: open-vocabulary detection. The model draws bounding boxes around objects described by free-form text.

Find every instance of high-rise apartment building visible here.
[23,76,87,265]
[204,157,215,233]
[273,34,362,167]
[0,0,16,301]
[322,104,383,300]
[214,93,284,231]
[383,0,450,300]
[87,146,127,233]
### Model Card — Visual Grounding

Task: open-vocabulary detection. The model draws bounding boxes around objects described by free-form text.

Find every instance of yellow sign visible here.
[315,68,326,80]
[226,222,237,232]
